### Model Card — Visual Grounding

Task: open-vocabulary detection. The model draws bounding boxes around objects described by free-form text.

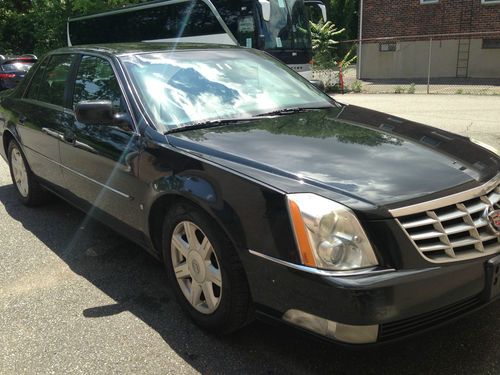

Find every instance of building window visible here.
[482,0,500,5]
[482,39,500,49]
[420,0,439,4]
[379,42,397,52]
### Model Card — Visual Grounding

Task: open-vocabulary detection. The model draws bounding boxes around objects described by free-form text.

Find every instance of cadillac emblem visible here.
[487,208,500,235]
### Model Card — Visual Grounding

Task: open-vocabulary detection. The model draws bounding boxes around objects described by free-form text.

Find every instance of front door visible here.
[61,54,143,230]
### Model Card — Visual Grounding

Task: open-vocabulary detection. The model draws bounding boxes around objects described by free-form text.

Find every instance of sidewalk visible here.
[332,94,500,150]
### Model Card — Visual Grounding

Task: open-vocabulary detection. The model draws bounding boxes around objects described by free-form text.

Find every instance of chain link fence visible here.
[313,31,500,95]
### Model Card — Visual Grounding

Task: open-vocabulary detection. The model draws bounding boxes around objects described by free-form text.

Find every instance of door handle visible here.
[74,140,98,154]
[63,131,75,144]
[42,127,64,141]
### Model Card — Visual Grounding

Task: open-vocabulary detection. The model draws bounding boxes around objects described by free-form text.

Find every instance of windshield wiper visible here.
[164,117,257,135]
[254,106,331,117]
[164,106,333,134]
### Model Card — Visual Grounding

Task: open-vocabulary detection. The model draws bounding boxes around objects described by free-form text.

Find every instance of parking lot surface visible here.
[333,94,500,150]
[1,103,500,374]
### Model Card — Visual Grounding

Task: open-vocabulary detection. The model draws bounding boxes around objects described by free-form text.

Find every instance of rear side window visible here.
[25,58,50,100]
[36,54,75,107]
[72,56,124,111]
[14,57,42,97]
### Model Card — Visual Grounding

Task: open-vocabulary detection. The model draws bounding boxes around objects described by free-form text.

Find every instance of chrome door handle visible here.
[74,140,98,154]
[42,127,64,141]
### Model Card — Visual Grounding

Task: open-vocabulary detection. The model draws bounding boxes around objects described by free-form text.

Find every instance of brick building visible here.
[358,0,500,79]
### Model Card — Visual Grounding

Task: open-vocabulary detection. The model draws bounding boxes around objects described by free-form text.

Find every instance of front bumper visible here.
[243,250,499,344]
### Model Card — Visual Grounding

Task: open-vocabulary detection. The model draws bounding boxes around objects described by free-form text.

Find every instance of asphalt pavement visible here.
[1,101,500,374]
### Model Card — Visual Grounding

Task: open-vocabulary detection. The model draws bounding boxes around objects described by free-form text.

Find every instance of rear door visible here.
[61,54,142,229]
[16,53,77,187]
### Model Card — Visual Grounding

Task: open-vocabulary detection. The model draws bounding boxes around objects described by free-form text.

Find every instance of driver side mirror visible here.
[75,100,114,125]
[75,100,133,131]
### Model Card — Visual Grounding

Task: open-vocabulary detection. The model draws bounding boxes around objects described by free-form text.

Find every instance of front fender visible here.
[152,170,248,250]
[140,143,299,266]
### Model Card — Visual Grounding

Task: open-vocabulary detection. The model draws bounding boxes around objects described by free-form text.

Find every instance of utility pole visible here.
[357,0,364,80]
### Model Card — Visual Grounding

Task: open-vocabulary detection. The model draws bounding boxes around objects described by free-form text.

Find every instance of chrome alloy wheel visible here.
[10,147,29,197]
[171,221,223,314]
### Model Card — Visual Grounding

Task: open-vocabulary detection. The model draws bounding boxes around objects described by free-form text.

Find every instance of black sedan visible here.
[0,43,499,345]
[0,55,37,91]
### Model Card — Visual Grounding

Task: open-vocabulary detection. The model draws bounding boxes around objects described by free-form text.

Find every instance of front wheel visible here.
[162,202,252,334]
[7,140,47,206]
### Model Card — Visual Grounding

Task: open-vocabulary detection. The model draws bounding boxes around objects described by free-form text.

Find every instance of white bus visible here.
[67,0,326,79]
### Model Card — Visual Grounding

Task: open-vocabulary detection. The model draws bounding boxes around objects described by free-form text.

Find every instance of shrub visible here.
[310,21,357,70]
[394,86,404,94]
[351,80,363,93]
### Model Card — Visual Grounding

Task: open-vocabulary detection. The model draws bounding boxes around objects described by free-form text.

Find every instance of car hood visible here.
[167,105,499,212]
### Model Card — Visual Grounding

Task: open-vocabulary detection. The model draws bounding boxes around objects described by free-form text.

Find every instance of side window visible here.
[35,54,75,107]
[73,56,123,111]
[25,57,50,100]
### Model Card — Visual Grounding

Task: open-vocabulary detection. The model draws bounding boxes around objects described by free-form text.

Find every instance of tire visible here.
[7,140,47,206]
[162,202,253,334]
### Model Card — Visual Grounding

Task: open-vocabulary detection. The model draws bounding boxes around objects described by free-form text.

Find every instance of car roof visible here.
[52,42,241,57]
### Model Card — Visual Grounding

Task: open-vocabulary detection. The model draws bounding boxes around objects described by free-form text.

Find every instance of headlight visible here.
[287,193,378,271]
[470,138,499,156]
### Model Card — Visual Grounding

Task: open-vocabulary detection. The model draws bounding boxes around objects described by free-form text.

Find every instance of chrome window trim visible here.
[248,250,395,277]
[389,173,500,218]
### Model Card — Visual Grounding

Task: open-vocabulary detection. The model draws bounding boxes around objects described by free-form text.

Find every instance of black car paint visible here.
[0,44,498,342]
[166,107,497,210]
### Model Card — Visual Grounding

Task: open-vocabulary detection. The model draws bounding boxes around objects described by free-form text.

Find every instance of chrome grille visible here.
[396,185,500,263]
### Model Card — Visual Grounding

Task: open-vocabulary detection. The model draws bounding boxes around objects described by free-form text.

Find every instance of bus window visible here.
[305,1,327,24]
[260,0,311,50]
[69,0,226,45]
[210,0,257,48]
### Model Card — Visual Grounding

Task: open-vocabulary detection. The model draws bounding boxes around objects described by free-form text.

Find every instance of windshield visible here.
[122,49,333,132]
[261,0,311,50]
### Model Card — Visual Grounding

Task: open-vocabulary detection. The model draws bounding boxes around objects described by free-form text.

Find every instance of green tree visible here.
[310,20,357,71]
[326,0,359,41]
[310,21,345,69]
